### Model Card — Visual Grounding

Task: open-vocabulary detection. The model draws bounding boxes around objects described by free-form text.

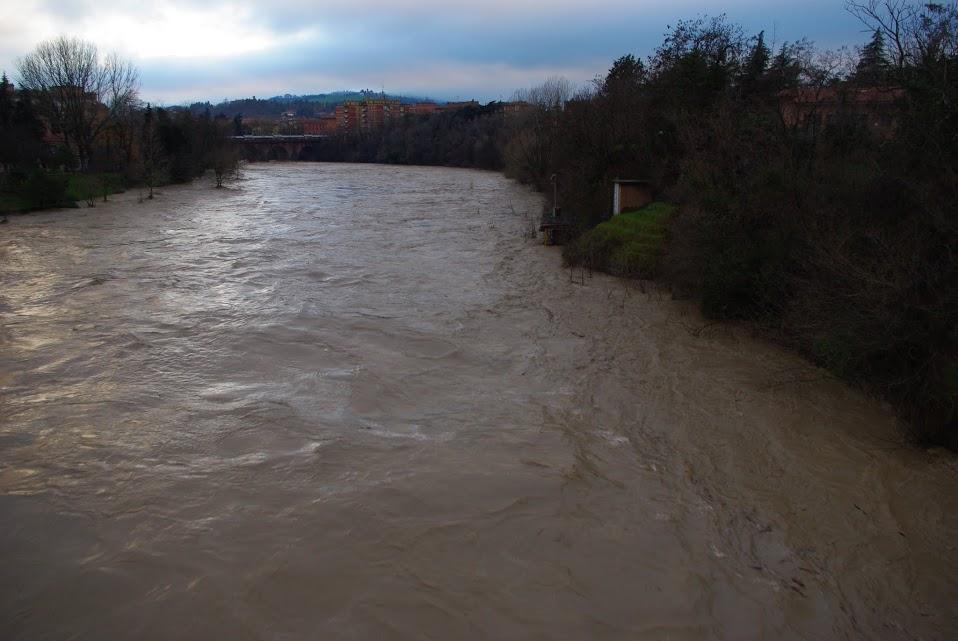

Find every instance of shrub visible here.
[65,173,125,205]
[19,171,68,209]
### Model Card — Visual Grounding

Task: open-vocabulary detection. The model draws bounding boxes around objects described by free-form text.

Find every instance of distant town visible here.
[227,94,531,136]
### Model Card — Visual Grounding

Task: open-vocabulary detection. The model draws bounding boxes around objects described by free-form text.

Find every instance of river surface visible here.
[1,163,956,641]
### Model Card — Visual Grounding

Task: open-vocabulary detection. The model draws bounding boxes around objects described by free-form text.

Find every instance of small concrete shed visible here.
[612,179,654,215]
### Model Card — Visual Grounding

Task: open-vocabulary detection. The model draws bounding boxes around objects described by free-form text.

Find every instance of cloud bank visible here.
[1,0,869,104]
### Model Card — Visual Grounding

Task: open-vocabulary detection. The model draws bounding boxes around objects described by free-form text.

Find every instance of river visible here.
[1,163,956,640]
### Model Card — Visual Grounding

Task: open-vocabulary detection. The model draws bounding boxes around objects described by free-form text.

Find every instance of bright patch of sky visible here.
[1,0,873,104]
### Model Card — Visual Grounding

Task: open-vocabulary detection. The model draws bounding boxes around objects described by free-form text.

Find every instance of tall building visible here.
[335,97,403,133]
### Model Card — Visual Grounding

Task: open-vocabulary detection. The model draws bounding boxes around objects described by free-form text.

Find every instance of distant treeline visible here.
[188,91,433,119]
[305,102,509,169]
[311,5,958,446]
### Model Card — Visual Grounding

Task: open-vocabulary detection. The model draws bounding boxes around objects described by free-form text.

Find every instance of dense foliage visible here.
[304,102,511,169]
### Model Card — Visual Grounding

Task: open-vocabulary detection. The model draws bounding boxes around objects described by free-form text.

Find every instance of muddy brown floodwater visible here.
[1,163,956,641]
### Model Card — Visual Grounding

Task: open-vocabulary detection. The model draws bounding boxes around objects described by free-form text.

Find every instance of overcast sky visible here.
[1,1,871,105]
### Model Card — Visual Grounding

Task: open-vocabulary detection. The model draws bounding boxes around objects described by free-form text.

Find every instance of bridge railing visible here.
[230,135,329,141]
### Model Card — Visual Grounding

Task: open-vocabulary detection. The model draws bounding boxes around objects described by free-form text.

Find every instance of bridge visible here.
[230,135,330,162]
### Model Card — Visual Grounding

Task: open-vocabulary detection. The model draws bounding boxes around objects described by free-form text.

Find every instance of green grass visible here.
[64,172,126,203]
[0,192,31,213]
[944,360,958,408]
[563,202,675,279]
[0,172,126,213]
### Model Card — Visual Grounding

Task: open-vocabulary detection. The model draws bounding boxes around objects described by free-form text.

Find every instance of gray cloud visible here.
[3,0,867,103]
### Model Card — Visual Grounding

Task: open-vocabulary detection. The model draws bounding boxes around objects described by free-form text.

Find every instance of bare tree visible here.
[513,76,575,110]
[911,3,958,70]
[505,77,576,185]
[209,117,240,188]
[845,0,958,85]
[16,36,139,170]
[845,1,915,69]
[211,147,240,188]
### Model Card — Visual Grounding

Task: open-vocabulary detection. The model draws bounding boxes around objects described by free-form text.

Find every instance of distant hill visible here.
[189,91,438,118]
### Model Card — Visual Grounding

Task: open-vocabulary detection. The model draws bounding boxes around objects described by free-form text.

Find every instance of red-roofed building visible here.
[403,102,439,116]
[501,101,531,114]
[778,86,906,136]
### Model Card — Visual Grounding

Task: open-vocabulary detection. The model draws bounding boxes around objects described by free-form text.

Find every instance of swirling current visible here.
[1,163,956,640]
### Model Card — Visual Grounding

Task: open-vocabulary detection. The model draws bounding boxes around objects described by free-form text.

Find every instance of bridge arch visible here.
[297,145,318,161]
[267,146,290,162]
[230,136,329,163]
[240,145,265,162]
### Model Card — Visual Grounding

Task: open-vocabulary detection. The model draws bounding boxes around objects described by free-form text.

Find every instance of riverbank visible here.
[557,198,957,450]
[0,168,235,215]
[0,171,127,213]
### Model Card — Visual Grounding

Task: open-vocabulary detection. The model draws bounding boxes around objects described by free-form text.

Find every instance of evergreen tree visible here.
[854,30,890,85]
[0,73,13,173]
[0,73,12,130]
[599,54,646,98]
[0,85,47,171]
[767,41,806,90]
[743,31,771,83]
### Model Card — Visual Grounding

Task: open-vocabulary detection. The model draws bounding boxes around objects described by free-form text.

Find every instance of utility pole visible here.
[551,173,559,218]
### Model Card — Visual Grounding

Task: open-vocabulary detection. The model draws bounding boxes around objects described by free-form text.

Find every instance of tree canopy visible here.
[16,36,139,168]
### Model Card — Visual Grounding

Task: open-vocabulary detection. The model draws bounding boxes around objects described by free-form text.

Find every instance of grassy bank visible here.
[64,172,126,203]
[0,171,127,213]
[562,202,674,279]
